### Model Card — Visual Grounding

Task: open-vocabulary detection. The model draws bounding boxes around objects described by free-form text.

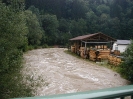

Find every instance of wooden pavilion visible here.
[69,32,116,61]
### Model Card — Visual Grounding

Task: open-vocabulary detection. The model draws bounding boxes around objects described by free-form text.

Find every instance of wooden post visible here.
[84,42,87,55]
[81,41,82,47]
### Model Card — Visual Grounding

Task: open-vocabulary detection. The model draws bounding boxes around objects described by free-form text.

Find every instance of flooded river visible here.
[23,48,129,96]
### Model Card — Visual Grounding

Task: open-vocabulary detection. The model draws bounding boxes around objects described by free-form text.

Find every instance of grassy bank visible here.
[64,50,120,72]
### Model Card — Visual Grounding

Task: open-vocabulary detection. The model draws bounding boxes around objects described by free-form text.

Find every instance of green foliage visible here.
[0,2,28,71]
[25,10,44,46]
[86,11,99,33]
[25,0,133,44]
[28,5,42,25]
[42,44,49,48]
[42,14,59,45]
[0,51,32,99]
[96,4,110,16]
[70,18,87,37]
[0,2,32,99]
[2,0,25,12]
[58,18,69,33]
[118,40,133,81]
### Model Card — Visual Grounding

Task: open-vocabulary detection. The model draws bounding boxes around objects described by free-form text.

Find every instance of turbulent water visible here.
[23,48,129,96]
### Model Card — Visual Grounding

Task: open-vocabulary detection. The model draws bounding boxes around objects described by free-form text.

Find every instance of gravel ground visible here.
[23,48,130,96]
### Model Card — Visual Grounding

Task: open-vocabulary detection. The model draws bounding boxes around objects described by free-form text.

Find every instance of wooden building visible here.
[69,32,116,61]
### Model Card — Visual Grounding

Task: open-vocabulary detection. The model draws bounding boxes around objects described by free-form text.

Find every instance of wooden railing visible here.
[11,85,133,99]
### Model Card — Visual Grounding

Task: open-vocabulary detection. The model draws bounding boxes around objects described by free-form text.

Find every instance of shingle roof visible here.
[116,40,131,45]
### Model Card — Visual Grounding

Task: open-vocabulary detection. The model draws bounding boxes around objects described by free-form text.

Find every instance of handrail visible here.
[11,85,133,99]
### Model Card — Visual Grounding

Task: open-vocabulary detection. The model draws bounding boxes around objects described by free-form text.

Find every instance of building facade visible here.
[113,40,131,53]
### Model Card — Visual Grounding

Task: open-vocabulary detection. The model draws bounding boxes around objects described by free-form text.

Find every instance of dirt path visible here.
[23,48,129,96]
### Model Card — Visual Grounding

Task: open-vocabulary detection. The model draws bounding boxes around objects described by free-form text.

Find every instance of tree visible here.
[58,18,69,33]
[127,19,133,39]
[42,14,59,45]
[28,5,40,20]
[58,18,70,45]
[76,18,87,35]
[2,0,25,11]
[25,10,44,46]
[0,2,32,98]
[110,2,122,19]
[108,17,121,38]
[86,10,99,33]
[68,0,88,19]
[96,4,110,16]
[119,40,133,81]
[69,19,87,37]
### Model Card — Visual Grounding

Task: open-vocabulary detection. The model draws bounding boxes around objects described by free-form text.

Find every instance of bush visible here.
[42,44,49,48]
[28,45,34,50]
[0,50,33,99]
[0,2,33,98]
[118,40,133,82]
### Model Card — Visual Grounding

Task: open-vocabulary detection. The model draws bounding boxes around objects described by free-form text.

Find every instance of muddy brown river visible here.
[23,48,130,96]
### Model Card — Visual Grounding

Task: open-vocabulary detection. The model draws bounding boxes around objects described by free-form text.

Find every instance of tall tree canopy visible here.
[25,0,133,44]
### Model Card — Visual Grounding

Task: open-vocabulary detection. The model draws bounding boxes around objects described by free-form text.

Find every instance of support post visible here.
[84,42,87,55]
[81,41,82,47]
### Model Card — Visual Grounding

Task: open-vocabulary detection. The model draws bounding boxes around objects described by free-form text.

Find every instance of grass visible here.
[64,49,120,72]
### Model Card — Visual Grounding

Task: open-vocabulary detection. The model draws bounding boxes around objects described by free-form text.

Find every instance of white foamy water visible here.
[22,48,130,96]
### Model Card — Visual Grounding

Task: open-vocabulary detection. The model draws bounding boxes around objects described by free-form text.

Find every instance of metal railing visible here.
[12,85,133,99]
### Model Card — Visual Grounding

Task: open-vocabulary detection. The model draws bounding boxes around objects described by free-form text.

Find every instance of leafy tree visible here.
[86,10,99,33]
[105,17,120,38]
[69,19,87,37]
[127,19,133,39]
[96,4,110,16]
[2,0,25,11]
[25,10,44,46]
[110,2,122,19]
[68,0,88,19]
[119,40,133,81]
[28,6,41,22]
[76,18,87,35]
[42,14,59,45]
[58,18,69,33]
[57,18,73,45]
[0,1,32,99]
[100,13,109,22]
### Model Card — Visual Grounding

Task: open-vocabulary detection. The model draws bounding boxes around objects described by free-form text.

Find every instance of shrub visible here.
[42,44,49,48]
[118,40,133,81]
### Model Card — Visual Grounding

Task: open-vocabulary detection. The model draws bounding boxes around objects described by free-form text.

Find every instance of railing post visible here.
[131,95,133,99]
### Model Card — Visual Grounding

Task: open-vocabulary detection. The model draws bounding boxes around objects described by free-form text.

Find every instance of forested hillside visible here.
[25,0,133,46]
[2,0,133,46]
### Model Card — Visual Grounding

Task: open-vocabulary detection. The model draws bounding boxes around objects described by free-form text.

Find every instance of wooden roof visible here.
[69,32,116,41]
